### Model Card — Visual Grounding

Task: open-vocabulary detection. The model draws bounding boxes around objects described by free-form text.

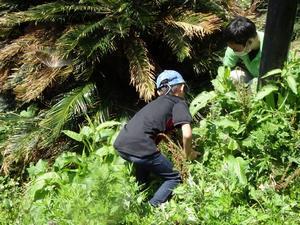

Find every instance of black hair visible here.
[223,16,257,45]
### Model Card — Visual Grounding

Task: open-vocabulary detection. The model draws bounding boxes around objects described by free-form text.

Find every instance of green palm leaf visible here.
[0,2,109,27]
[163,25,191,62]
[57,22,117,58]
[40,83,97,144]
[88,33,117,58]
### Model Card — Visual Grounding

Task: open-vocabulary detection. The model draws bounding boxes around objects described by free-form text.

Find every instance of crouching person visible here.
[113,70,199,207]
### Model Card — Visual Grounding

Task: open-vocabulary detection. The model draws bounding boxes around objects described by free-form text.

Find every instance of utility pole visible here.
[259,0,298,81]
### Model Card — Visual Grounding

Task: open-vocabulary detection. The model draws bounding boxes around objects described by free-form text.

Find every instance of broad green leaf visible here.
[211,79,225,93]
[96,121,121,131]
[29,179,46,201]
[228,138,239,151]
[242,138,253,148]
[286,75,298,95]
[260,68,282,79]
[217,66,230,79]
[80,126,93,137]
[37,171,61,182]
[214,118,239,131]
[27,160,48,178]
[62,130,82,142]
[53,152,81,170]
[224,155,248,185]
[189,91,216,117]
[255,84,278,101]
[100,129,115,139]
[20,110,34,118]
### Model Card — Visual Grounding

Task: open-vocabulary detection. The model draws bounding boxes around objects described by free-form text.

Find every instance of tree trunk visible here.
[259,0,297,81]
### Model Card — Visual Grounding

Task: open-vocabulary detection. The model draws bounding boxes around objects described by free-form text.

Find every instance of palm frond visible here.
[71,59,95,81]
[125,37,156,101]
[0,33,39,92]
[13,65,73,103]
[0,41,20,89]
[0,0,20,13]
[192,52,222,75]
[57,21,117,58]
[0,30,74,102]
[1,129,40,175]
[167,12,222,39]
[192,0,228,18]
[163,25,191,62]
[0,2,110,27]
[39,83,97,144]
[0,111,42,175]
[88,33,117,58]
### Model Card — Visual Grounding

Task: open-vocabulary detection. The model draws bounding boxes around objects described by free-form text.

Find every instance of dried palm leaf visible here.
[166,12,222,39]
[125,37,156,101]
[13,65,73,102]
[0,29,74,102]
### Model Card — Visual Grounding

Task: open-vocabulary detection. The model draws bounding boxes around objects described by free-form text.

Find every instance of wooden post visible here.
[259,0,297,80]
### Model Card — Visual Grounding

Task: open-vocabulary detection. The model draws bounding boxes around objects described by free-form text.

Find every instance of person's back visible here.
[114,94,190,157]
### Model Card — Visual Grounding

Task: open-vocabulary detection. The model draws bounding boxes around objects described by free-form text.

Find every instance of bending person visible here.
[223,16,264,83]
[113,70,199,207]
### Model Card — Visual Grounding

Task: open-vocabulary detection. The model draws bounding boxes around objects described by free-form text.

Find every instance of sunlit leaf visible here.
[286,75,298,95]
[255,84,278,101]
[62,130,82,142]
[189,91,217,117]
[224,155,248,185]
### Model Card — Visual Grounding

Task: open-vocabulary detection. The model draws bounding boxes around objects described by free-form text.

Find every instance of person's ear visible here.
[177,84,185,94]
[181,84,185,92]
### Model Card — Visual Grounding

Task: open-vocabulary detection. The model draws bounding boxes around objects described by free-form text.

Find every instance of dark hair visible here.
[223,16,257,45]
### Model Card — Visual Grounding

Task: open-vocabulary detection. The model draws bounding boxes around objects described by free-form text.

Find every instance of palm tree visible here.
[0,0,223,174]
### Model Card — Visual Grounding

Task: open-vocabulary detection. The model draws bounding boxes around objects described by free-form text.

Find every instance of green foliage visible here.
[0,107,42,174]
[1,49,300,225]
[0,176,22,225]
[40,83,97,145]
[0,84,98,174]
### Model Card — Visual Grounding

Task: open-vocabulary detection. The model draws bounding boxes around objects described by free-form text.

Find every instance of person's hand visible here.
[186,150,200,160]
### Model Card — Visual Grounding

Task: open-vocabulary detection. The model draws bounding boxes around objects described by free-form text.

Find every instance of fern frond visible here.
[163,25,191,62]
[125,37,156,101]
[39,83,97,144]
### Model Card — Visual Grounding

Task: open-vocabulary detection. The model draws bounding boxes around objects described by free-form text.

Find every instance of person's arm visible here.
[223,47,239,68]
[181,123,199,160]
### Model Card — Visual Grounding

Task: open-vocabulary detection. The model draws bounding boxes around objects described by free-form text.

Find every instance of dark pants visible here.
[118,151,181,207]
